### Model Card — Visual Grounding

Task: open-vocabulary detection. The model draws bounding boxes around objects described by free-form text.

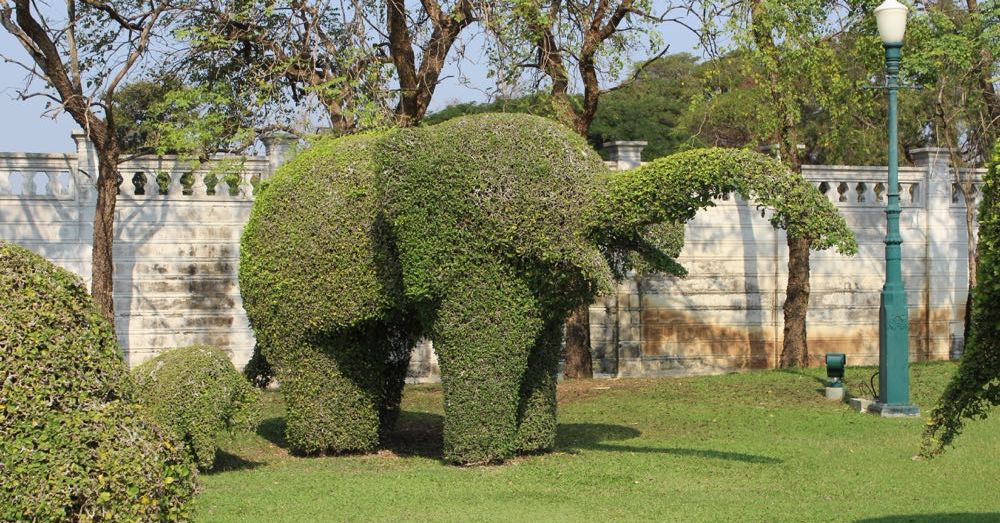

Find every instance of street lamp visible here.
[872,0,919,417]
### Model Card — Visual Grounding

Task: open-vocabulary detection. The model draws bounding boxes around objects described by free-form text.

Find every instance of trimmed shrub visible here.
[240,113,855,464]
[0,242,196,521]
[923,140,1000,456]
[132,345,262,470]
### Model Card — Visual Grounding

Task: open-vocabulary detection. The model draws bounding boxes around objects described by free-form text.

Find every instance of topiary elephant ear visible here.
[0,242,196,521]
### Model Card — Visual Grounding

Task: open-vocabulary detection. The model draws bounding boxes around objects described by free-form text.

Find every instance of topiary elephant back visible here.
[240,113,856,464]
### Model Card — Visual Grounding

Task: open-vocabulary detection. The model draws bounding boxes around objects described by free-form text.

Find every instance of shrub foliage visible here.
[0,242,196,521]
[923,141,1000,456]
[240,113,855,464]
[132,345,262,470]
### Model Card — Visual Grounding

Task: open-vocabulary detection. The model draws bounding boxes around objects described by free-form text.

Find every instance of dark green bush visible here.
[0,242,196,521]
[241,113,855,464]
[132,345,262,470]
[924,141,1000,456]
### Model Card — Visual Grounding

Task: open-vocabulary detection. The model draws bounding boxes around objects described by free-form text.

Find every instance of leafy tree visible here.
[923,139,1000,456]
[495,0,673,135]
[589,53,702,160]
[0,0,179,325]
[904,0,1000,340]
[689,0,862,367]
[174,0,394,136]
[114,78,255,159]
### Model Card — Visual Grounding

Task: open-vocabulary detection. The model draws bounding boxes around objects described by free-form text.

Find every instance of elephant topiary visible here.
[239,113,856,464]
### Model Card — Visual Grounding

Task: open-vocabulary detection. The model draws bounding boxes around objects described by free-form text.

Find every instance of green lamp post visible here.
[872,0,920,417]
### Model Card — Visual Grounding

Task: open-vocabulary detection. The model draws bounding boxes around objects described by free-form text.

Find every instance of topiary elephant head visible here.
[240,113,856,464]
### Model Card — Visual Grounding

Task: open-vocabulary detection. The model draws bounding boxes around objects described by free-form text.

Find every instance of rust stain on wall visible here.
[641,309,774,369]
[638,306,956,370]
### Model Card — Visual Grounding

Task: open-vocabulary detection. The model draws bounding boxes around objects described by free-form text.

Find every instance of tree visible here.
[1,0,176,325]
[168,0,488,137]
[589,53,701,160]
[905,0,999,341]
[922,139,1000,456]
[174,0,393,137]
[498,0,676,136]
[689,0,862,367]
[385,0,478,126]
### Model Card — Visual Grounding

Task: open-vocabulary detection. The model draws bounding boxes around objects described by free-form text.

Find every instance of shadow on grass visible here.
[856,515,1000,522]
[776,368,828,387]
[257,417,288,449]
[380,412,781,464]
[382,411,444,459]
[206,450,263,474]
[556,423,782,464]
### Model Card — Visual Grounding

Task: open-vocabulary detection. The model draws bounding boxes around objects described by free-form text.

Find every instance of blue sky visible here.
[0,11,703,153]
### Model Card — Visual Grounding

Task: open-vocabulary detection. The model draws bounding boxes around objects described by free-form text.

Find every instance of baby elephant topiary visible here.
[0,242,196,521]
[133,345,262,471]
[241,113,857,465]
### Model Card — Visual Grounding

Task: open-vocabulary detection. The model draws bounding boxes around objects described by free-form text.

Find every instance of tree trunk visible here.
[91,148,119,328]
[962,188,978,347]
[780,236,812,367]
[563,304,593,378]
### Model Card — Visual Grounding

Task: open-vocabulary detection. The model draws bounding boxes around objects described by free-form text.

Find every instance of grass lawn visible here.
[195,362,1000,522]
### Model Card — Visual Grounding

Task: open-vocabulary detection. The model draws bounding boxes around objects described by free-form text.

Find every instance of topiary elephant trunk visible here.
[239,113,856,464]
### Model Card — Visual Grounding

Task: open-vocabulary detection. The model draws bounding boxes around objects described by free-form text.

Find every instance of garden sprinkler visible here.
[824,353,846,401]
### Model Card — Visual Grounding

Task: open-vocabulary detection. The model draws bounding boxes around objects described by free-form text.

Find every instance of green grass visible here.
[196,363,1000,522]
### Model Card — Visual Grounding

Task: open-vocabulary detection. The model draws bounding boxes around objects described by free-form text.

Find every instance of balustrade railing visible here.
[802,165,926,208]
[117,156,268,200]
[0,152,270,201]
[0,153,75,199]
[949,169,989,208]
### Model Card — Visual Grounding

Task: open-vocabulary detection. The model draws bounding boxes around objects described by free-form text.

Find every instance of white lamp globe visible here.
[874,0,909,45]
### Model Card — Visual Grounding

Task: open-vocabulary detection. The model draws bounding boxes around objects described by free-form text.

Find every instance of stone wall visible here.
[0,133,982,380]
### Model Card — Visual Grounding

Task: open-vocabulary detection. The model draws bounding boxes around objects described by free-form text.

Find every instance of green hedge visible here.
[132,345,262,470]
[241,113,855,464]
[0,242,196,521]
[924,141,1000,455]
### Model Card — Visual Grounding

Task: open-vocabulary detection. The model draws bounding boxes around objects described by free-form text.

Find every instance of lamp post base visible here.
[869,402,920,417]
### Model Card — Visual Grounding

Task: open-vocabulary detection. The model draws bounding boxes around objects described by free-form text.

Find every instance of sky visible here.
[0,8,705,154]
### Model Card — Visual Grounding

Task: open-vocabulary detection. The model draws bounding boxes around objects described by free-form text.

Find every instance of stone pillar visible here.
[911,147,962,360]
[615,276,644,377]
[261,131,297,180]
[71,129,98,202]
[71,129,98,286]
[603,141,647,171]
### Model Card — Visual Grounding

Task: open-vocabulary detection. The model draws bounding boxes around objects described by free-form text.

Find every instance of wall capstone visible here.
[603,141,647,170]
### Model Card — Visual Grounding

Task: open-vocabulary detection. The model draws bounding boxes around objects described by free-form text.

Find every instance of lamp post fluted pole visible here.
[873,41,919,417]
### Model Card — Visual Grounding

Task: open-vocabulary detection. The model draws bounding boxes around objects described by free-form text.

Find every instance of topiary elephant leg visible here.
[267,328,389,455]
[432,265,542,464]
[514,315,565,454]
